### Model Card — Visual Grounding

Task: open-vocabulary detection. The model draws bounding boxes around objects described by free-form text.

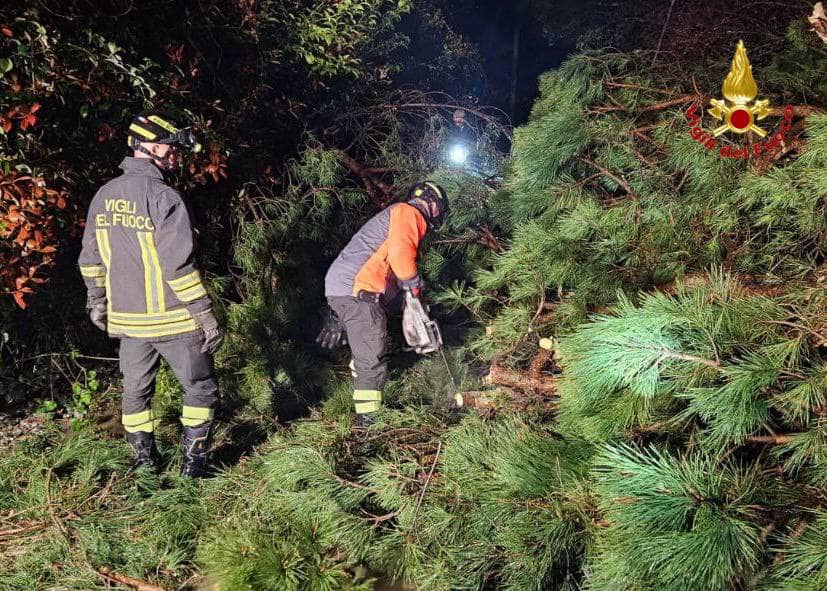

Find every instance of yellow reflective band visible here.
[172,277,202,292]
[109,309,196,338]
[353,389,382,402]
[168,271,202,289]
[95,229,112,321]
[109,311,191,325]
[144,232,165,312]
[122,409,153,426]
[169,271,206,302]
[108,319,198,339]
[137,232,157,313]
[108,319,196,330]
[95,229,111,267]
[175,283,207,302]
[354,401,381,414]
[424,182,444,201]
[129,123,157,140]
[108,315,194,327]
[109,308,190,319]
[147,115,179,133]
[180,405,214,426]
[353,389,382,413]
[94,277,105,288]
[122,409,158,433]
[80,265,105,278]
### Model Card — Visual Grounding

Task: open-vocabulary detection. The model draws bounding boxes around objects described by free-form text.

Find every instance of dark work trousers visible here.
[328,296,387,414]
[119,332,218,433]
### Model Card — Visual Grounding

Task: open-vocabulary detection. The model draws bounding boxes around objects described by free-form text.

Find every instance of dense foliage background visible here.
[3,1,827,590]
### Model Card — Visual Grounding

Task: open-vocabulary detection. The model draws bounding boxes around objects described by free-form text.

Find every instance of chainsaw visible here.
[402,290,443,354]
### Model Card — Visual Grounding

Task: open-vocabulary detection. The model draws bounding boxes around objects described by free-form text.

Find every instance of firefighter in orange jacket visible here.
[319,182,448,426]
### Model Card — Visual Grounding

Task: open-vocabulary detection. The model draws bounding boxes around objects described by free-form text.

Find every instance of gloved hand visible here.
[192,309,225,355]
[400,275,424,300]
[88,300,107,331]
[316,307,347,349]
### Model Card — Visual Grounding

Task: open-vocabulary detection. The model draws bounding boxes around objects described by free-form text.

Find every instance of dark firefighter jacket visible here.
[325,202,428,298]
[78,157,211,339]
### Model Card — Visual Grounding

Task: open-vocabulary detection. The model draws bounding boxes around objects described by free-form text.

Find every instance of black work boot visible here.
[353,413,376,430]
[125,431,161,473]
[181,422,214,478]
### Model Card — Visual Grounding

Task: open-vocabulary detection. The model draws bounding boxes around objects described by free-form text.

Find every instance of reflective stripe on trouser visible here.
[119,334,218,429]
[181,405,215,427]
[354,389,382,414]
[328,296,387,414]
[122,409,159,433]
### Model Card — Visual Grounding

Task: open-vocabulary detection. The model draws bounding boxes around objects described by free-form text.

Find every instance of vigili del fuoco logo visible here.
[685,40,795,159]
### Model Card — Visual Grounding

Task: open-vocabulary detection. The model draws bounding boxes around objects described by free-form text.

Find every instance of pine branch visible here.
[578,157,638,197]
[633,421,669,435]
[529,348,554,379]
[97,568,168,591]
[485,360,558,396]
[745,434,793,444]
[435,225,504,253]
[361,508,401,524]
[478,224,505,253]
[657,350,721,369]
[588,94,700,114]
[771,518,811,566]
[763,320,827,346]
[604,82,679,95]
[411,440,442,534]
[0,522,47,539]
[457,387,542,410]
[768,105,826,117]
[637,95,702,113]
[333,474,379,492]
[333,149,393,205]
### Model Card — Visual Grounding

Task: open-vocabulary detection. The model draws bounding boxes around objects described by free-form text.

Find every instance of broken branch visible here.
[97,568,169,591]
[578,157,637,197]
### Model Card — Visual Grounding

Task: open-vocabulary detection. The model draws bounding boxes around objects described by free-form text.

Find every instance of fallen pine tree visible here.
[4,15,827,591]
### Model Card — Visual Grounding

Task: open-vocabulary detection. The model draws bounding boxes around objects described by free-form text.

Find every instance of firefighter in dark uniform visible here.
[318,182,448,426]
[78,111,223,477]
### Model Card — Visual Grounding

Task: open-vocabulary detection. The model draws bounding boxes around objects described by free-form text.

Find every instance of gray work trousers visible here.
[328,296,388,393]
[119,332,218,432]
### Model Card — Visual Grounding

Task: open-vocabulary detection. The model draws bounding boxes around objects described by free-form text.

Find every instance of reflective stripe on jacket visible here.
[325,203,428,297]
[78,157,211,339]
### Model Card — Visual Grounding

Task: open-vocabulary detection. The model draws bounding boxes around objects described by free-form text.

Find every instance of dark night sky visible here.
[436,1,577,124]
[429,0,814,125]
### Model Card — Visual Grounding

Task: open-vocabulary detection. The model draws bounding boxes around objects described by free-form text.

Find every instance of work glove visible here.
[316,307,347,349]
[398,272,425,300]
[88,300,107,331]
[192,309,225,355]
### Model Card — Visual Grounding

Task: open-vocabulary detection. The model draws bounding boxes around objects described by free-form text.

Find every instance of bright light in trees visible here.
[448,143,469,165]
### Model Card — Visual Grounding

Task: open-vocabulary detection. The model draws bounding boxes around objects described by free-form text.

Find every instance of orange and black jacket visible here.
[325,202,428,298]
